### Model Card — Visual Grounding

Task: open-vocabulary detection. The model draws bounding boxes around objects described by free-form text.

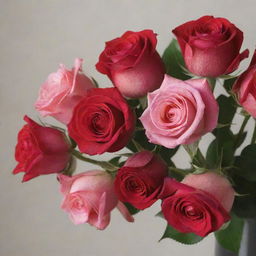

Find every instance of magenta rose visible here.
[173,15,249,77]
[35,58,94,124]
[13,116,71,182]
[68,87,135,155]
[114,151,168,210]
[140,75,218,148]
[233,50,256,117]
[58,171,134,229]
[159,172,235,237]
[96,30,165,98]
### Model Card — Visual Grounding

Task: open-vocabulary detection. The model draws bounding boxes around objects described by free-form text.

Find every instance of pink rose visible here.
[96,30,165,98]
[173,16,249,77]
[114,151,168,210]
[160,172,235,237]
[13,116,71,182]
[35,58,94,124]
[58,171,134,229]
[233,50,256,117]
[140,75,218,148]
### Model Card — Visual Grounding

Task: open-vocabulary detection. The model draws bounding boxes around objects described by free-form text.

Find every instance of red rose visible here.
[173,15,249,77]
[68,88,135,155]
[114,151,168,210]
[13,116,71,182]
[159,173,235,237]
[96,30,165,98]
[233,50,256,117]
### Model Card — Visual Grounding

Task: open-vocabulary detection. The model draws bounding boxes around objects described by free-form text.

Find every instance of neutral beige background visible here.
[1,0,255,256]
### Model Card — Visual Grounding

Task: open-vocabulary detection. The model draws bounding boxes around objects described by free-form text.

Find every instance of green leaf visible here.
[109,156,121,166]
[235,144,256,181]
[223,77,237,93]
[217,95,237,125]
[127,98,140,108]
[232,173,256,196]
[215,213,244,253]
[208,95,237,168]
[155,145,179,165]
[235,132,247,149]
[233,195,256,218]
[160,225,204,244]
[162,39,190,80]
[206,136,234,168]
[231,167,256,218]
[126,129,155,152]
[124,202,140,215]
[206,139,219,169]
[91,77,99,88]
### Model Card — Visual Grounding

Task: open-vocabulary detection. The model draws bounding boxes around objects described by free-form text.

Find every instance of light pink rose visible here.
[140,75,218,148]
[58,171,134,230]
[35,58,95,124]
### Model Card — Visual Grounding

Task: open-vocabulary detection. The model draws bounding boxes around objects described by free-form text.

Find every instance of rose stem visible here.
[251,120,256,144]
[168,167,191,176]
[71,149,118,172]
[234,114,250,150]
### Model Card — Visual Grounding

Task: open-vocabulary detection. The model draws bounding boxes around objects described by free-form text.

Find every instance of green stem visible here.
[132,139,144,152]
[196,149,206,167]
[168,167,190,176]
[234,115,250,149]
[72,149,117,172]
[251,121,256,144]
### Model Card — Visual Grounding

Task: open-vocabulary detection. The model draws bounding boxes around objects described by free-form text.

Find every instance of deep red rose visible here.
[96,30,165,98]
[159,173,234,237]
[114,151,168,210]
[233,50,256,117]
[68,87,135,155]
[13,116,71,182]
[173,15,249,77]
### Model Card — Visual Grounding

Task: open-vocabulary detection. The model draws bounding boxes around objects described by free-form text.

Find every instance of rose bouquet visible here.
[12,15,256,254]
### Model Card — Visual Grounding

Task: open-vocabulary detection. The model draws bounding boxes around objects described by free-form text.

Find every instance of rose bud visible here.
[58,171,134,229]
[173,15,249,77]
[35,58,95,124]
[233,50,256,117]
[140,75,218,148]
[96,30,165,98]
[114,151,168,210]
[13,116,71,182]
[159,172,235,237]
[68,87,135,155]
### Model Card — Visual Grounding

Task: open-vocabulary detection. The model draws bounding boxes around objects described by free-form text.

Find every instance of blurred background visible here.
[1,0,255,255]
